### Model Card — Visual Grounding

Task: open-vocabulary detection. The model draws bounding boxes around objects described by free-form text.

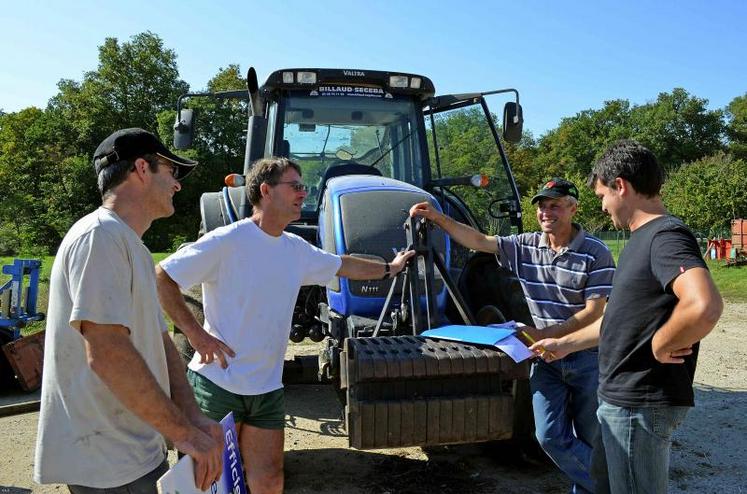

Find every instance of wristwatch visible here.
[381,262,391,280]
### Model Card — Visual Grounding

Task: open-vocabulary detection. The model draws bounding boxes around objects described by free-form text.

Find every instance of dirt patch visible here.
[1,302,745,493]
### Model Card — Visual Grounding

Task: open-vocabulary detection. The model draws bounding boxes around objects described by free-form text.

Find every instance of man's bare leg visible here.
[239,423,284,494]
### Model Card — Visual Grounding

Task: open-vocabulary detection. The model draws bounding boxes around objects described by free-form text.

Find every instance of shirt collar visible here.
[539,222,585,252]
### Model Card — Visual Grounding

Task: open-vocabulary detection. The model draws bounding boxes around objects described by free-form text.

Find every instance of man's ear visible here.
[614,177,627,196]
[259,182,271,199]
[132,157,149,179]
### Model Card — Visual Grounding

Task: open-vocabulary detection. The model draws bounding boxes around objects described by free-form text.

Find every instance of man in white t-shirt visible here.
[156,157,414,494]
[34,128,224,493]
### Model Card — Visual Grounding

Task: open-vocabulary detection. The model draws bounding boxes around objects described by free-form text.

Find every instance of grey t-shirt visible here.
[34,207,170,488]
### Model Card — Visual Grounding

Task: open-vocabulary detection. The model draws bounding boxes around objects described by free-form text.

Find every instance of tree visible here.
[726,93,747,160]
[629,88,726,170]
[152,65,248,249]
[48,31,189,154]
[0,108,77,254]
[533,99,632,181]
[0,32,193,254]
[663,152,747,235]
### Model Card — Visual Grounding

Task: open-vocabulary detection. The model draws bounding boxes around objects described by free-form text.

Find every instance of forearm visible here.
[556,318,602,352]
[162,332,203,420]
[339,255,387,280]
[429,212,497,253]
[83,325,193,443]
[653,267,723,356]
[652,295,723,353]
[540,298,606,339]
[156,267,204,338]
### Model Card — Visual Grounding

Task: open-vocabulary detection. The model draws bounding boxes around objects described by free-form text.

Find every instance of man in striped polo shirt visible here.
[410,177,615,494]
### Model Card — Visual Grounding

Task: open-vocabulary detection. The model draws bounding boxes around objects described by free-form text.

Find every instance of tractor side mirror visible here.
[173,108,195,150]
[502,102,523,143]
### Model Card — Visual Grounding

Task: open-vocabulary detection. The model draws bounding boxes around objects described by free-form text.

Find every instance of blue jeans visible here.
[67,460,168,494]
[531,349,599,494]
[594,400,689,494]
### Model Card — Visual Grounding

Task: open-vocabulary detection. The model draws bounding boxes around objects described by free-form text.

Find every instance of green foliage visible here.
[0,32,196,254]
[628,88,726,170]
[726,93,747,160]
[149,64,248,248]
[663,152,747,235]
[533,99,632,181]
[530,89,726,189]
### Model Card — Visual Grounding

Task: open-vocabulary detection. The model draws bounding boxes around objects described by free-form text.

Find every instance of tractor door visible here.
[424,93,523,238]
[423,92,533,327]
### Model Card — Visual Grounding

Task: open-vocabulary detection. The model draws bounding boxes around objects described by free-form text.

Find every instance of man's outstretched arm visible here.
[530,316,604,363]
[338,249,415,280]
[409,201,498,253]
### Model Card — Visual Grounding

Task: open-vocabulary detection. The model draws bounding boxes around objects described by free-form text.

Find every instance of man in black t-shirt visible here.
[530,140,723,494]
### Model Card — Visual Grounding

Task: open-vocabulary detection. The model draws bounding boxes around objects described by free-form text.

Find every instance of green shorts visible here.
[187,369,285,430]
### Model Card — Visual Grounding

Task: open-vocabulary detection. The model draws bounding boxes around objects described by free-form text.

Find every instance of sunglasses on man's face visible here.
[158,161,180,180]
[274,181,307,192]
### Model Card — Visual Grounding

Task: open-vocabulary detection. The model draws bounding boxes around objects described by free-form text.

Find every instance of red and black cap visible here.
[531,177,579,204]
[93,128,197,180]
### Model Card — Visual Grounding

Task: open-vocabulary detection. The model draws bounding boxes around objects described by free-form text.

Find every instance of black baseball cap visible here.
[93,128,197,180]
[531,177,579,204]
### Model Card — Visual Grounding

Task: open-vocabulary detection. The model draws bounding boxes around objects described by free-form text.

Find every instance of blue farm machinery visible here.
[1,259,46,391]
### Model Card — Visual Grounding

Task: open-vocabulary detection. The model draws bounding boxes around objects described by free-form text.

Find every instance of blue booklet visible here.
[422,321,533,363]
[421,323,516,346]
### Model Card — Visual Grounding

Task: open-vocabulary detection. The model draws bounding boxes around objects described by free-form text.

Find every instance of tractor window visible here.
[425,102,517,236]
[278,93,425,214]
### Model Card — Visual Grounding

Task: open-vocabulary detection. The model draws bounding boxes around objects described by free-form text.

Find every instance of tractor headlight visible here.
[388,75,409,88]
[297,71,317,84]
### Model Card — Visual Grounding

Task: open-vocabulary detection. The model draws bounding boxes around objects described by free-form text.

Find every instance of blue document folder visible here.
[421,324,515,346]
[422,322,534,363]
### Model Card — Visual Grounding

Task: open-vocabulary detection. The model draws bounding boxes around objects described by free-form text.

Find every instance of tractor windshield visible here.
[275,92,426,214]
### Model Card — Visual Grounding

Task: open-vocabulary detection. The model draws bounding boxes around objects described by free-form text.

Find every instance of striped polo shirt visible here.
[496,224,615,329]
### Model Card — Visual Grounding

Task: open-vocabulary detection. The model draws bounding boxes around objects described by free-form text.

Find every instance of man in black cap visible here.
[34,128,223,493]
[410,177,615,493]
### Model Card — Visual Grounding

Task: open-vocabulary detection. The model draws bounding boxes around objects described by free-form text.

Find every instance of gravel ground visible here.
[1,302,744,493]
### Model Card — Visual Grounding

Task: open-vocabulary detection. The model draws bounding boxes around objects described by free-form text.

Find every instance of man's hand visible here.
[189,412,224,446]
[652,343,693,364]
[187,330,235,368]
[529,338,572,363]
[517,325,543,344]
[173,426,224,491]
[409,201,441,223]
[389,250,416,277]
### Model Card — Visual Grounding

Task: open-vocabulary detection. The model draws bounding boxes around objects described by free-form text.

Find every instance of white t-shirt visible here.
[160,219,341,395]
[34,208,170,488]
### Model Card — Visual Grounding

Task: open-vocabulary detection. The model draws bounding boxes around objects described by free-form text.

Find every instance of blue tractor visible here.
[172,68,535,449]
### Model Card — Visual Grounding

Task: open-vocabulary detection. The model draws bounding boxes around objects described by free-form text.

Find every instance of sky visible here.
[1,0,745,138]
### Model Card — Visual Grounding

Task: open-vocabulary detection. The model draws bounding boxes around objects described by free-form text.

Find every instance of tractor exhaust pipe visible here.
[244,67,268,175]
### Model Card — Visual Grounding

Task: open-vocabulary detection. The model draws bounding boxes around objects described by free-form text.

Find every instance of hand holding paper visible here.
[529,337,571,363]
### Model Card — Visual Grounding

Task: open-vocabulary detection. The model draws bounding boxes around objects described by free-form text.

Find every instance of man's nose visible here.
[173,179,182,192]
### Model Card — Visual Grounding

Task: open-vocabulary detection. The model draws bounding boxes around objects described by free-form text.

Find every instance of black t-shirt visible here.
[598,215,707,407]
